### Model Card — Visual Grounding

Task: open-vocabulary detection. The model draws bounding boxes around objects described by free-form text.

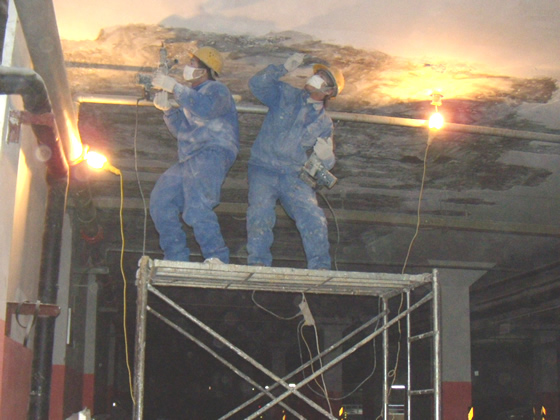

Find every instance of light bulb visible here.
[429,112,444,130]
[85,151,108,170]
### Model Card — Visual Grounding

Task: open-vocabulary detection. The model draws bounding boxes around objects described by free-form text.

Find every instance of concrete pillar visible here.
[438,268,486,420]
[533,331,559,419]
[321,323,345,399]
[270,347,286,378]
[82,274,99,411]
[50,214,73,420]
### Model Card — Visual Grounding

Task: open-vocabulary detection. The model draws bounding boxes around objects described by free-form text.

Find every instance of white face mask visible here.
[306,74,326,90]
[183,65,203,81]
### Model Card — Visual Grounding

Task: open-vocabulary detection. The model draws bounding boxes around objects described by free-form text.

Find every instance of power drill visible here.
[136,43,178,101]
[299,153,338,189]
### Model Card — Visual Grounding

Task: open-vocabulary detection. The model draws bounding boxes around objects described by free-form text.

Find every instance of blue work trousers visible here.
[150,148,233,262]
[246,164,331,269]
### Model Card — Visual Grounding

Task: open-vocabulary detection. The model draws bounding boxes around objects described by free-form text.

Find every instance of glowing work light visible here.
[82,145,121,175]
[428,91,444,130]
[429,112,444,129]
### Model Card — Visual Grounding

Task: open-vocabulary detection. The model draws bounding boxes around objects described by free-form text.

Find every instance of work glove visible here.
[313,137,334,161]
[153,91,172,111]
[152,72,177,93]
[283,52,305,72]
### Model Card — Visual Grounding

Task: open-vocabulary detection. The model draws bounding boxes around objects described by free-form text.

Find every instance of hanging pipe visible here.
[75,93,560,144]
[12,0,103,244]
[0,66,68,420]
[10,0,103,417]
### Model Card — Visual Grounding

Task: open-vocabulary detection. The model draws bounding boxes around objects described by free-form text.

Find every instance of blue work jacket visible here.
[249,64,335,173]
[163,80,240,162]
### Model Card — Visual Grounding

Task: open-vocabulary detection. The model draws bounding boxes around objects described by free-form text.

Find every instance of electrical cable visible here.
[15,301,40,347]
[251,290,301,320]
[329,298,383,402]
[317,190,340,271]
[133,98,148,256]
[313,324,334,416]
[376,131,432,420]
[298,321,333,412]
[294,298,334,417]
[116,169,135,404]
[402,136,431,274]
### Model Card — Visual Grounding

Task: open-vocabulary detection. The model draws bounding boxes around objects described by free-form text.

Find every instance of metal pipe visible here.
[75,93,560,144]
[13,0,105,245]
[14,0,82,163]
[0,66,69,420]
[30,177,67,420]
[432,269,442,420]
[9,1,104,417]
[383,297,389,419]
[133,256,150,420]
[406,290,412,419]
[0,67,68,176]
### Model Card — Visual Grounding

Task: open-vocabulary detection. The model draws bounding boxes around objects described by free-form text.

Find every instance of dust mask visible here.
[306,75,326,90]
[183,65,202,81]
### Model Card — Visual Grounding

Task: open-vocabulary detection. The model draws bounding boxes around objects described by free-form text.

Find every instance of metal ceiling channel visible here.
[75,93,560,144]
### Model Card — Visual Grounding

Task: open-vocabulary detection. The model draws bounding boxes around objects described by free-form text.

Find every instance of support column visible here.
[533,331,559,419]
[322,323,345,399]
[438,268,486,420]
[50,215,72,420]
[82,273,99,411]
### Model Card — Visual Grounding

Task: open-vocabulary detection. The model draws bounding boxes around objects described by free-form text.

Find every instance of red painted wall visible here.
[50,365,66,420]
[82,373,95,414]
[443,381,472,420]
[0,320,33,420]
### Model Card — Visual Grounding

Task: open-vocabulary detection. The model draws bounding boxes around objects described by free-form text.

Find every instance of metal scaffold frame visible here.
[133,256,441,419]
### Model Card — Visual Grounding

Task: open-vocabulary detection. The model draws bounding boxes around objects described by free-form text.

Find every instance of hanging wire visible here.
[133,98,148,256]
[318,190,341,271]
[251,290,301,320]
[376,130,432,420]
[114,169,135,405]
[298,320,334,416]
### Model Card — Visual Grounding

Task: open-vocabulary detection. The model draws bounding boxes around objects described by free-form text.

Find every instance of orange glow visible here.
[429,112,444,129]
[85,150,109,170]
[68,131,84,164]
[83,145,121,175]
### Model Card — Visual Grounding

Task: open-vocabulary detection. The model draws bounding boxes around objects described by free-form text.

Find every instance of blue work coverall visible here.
[247,64,335,269]
[150,80,239,262]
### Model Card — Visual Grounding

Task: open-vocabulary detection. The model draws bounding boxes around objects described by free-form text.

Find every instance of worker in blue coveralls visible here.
[149,46,239,264]
[247,52,344,269]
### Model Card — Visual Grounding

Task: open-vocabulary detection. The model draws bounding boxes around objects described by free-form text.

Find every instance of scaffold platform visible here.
[146,258,433,296]
[133,257,441,420]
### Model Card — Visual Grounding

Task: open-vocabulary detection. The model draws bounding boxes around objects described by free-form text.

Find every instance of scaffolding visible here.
[133,256,441,419]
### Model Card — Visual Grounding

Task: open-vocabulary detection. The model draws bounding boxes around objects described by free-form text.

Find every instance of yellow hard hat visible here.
[193,46,224,76]
[313,64,345,97]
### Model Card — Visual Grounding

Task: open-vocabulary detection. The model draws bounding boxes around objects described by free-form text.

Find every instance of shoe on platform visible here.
[204,258,225,265]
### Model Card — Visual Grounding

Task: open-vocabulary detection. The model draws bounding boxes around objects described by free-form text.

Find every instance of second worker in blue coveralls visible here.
[247,53,344,270]
[150,46,239,264]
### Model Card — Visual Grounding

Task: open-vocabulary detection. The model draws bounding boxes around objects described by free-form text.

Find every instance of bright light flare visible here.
[83,145,121,175]
[85,150,109,170]
[429,112,444,129]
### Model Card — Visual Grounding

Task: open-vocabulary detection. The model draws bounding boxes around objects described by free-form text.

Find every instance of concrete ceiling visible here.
[53,13,560,346]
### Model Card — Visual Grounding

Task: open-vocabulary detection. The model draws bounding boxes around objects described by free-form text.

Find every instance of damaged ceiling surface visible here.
[62,25,560,345]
